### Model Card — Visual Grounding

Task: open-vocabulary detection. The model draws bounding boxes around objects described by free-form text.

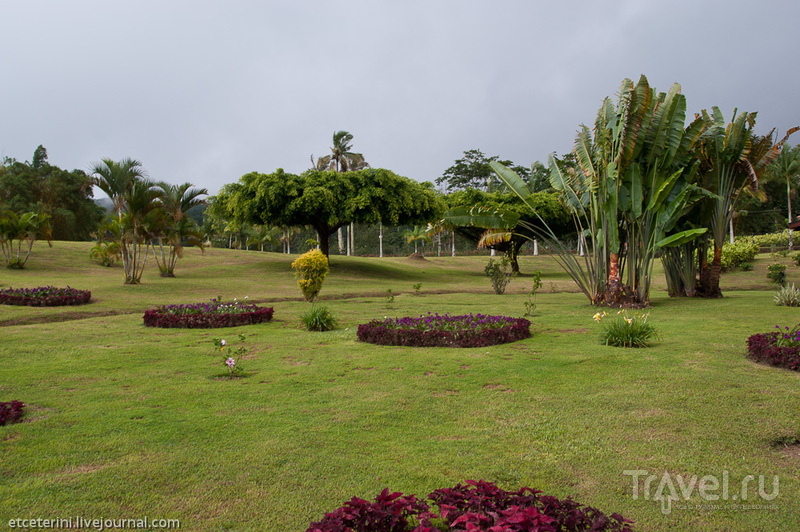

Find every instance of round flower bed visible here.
[747,326,800,371]
[0,286,91,307]
[143,299,274,329]
[357,313,531,348]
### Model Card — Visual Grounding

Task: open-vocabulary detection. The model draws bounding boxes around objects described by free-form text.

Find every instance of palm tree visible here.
[768,144,800,249]
[90,158,146,219]
[312,131,369,254]
[313,131,369,172]
[152,182,208,277]
[403,226,431,255]
[118,178,160,284]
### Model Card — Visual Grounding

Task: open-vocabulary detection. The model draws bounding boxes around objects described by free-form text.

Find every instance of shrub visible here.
[775,284,800,307]
[485,256,515,294]
[0,400,25,426]
[357,313,531,348]
[301,303,338,331]
[740,262,754,271]
[0,286,91,307]
[291,249,329,302]
[143,299,274,328]
[767,263,787,287]
[736,230,791,250]
[747,330,800,372]
[90,241,121,267]
[708,240,760,271]
[594,311,658,348]
[793,253,800,267]
[307,488,436,532]
[308,480,634,532]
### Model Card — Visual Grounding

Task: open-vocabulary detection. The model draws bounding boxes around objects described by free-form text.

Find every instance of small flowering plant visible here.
[594,309,657,348]
[773,324,800,348]
[213,334,247,378]
[0,286,91,307]
[358,313,531,348]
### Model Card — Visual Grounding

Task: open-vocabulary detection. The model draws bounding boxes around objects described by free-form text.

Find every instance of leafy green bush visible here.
[301,303,338,331]
[594,310,658,348]
[484,256,515,294]
[736,230,791,250]
[740,262,754,271]
[767,263,787,287]
[775,284,800,307]
[291,249,329,302]
[708,240,759,271]
[793,253,800,267]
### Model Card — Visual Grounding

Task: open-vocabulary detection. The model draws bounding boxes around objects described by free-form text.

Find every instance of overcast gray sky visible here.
[2,0,798,198]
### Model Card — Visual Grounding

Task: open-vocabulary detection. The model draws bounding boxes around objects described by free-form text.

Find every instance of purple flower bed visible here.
[747,331,800,372]
[143,299,274,329]
[0,400,25,426]
[307,480,633,532]
[357,313,531,348]
[0,286,91,307]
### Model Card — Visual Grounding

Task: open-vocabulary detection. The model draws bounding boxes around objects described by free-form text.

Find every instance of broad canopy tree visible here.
[224,168,444,260]
[436,149,531,193]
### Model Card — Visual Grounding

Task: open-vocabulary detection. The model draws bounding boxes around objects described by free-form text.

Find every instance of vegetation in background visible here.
[0,210,51,268]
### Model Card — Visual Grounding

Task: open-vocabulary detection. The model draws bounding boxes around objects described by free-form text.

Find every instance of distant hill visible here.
[94,197,114,212]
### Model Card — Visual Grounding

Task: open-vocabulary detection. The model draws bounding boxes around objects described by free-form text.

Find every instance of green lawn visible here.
[1,242,799,531]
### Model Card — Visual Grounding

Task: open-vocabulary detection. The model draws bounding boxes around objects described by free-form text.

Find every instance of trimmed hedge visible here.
[143,306,274,329]
[307,479,633,532]
[357,317,531,348]
[0,400,25,426]
[0,286,91,307]
[747,333,800,371]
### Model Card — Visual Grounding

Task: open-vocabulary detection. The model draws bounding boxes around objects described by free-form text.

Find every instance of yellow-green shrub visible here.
[291,249,329,301]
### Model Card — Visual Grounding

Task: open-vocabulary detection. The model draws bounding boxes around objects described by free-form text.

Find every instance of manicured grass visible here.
[1,242,799,531]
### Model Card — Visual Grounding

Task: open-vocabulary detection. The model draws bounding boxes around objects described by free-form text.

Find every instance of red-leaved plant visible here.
[308,480,633,532]
[0,400,26,426]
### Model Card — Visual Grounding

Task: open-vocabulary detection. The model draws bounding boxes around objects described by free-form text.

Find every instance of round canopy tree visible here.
[225,168,444,259]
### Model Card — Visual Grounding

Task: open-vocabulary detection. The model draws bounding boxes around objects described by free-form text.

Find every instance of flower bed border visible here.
[0,286,91,307]
[143,306,274,329]
[357,315,531,348]
[746,332,800,371]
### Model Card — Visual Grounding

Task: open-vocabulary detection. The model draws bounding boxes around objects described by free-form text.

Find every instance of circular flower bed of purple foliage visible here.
[0,286,91,307]
[307,479,633,532]
[357,313,531,348]
[747,328,800,372]
[143,299,274,329]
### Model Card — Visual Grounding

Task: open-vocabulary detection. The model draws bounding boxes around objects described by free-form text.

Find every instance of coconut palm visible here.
[313,131,369,172]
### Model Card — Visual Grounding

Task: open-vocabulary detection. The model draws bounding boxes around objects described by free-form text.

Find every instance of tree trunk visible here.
[696,245,723,298]
[600,252,623,305]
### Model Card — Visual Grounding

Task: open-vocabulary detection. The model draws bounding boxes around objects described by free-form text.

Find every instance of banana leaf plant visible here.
[449,76,710,307]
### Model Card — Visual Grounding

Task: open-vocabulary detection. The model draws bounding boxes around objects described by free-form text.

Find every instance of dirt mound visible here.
[407,252,427,261]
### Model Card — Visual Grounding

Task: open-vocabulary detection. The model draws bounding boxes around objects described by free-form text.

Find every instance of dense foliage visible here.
[219,168,444,258]
[357,313,531,348]
[307,480,633,532]
[0,286,91,306]
[292,249,330,301]
[0,400,26,426]
[747,329,800,371]
[0,146,104,241]
[301,303,338,331]
[143,299,274,328]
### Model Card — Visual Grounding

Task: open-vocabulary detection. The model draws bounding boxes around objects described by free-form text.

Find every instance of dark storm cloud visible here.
[2,0,798,197]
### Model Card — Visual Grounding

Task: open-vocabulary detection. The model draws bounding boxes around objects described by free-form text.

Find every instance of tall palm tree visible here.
[768,144,800,249]
[313,131,369,172]
[312,131,369,254]
[152,182,208,276]
[118,178,160,284]
[90,158,146,219]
